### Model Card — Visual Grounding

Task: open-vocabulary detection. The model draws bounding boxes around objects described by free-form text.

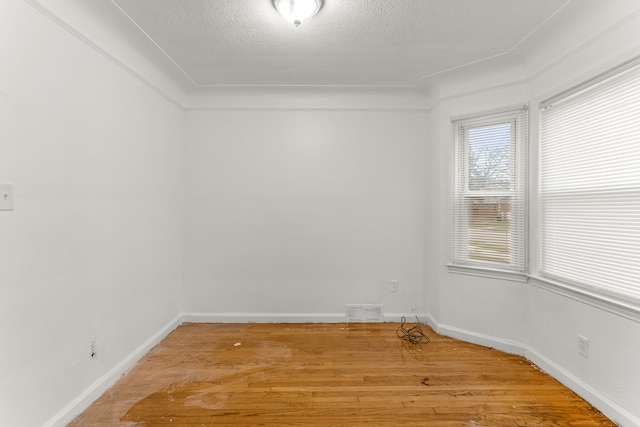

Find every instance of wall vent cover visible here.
[346,304,383,322]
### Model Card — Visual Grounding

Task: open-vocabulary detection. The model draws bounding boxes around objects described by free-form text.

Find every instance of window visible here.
[450,106,528,274]
[540,58,640,303]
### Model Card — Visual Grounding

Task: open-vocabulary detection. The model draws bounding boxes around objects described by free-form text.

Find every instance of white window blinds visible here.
[451,107,528,272]
[540,59,640,302]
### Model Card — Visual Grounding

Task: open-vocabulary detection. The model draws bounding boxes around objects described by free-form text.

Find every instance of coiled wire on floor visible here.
[396,316,430,345]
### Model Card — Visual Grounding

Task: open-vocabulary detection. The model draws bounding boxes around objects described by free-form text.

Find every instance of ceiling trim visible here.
[22,0,640,112]
[414,0,572,85]
[23,0,186,110]
[108,0,197,87]
[184,106,431,113]
[108,0,572,89]
[426,6,640,112]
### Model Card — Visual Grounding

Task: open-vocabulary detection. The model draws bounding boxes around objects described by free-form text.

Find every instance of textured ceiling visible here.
[110,0,569,87]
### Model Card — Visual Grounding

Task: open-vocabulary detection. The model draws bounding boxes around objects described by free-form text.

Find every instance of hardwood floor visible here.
[70,322,614,426]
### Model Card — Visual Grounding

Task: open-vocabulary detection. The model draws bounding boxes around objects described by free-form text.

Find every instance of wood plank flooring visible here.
[70,322,614,426]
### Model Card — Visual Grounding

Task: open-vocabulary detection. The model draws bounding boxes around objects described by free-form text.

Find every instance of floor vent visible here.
[346,304,383,322]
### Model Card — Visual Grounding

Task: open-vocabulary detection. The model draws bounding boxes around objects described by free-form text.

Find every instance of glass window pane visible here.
[467,196,512,264]
[467,123,512,191]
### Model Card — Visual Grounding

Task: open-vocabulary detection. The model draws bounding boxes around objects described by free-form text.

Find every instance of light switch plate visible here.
[0,183,14,211]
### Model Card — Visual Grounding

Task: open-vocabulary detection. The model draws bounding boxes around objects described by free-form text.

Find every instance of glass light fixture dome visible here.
[274,0,322,27]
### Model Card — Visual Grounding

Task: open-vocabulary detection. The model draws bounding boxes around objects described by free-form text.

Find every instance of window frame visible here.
[449,105,529,279]
[537,56,640,310]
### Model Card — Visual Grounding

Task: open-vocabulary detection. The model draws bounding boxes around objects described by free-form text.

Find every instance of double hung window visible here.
[540,59,640,303]
[451,106,528,273]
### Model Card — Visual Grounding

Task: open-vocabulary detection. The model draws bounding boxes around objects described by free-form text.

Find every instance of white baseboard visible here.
[182,312,346,323]
[385,312,432,323]
[42,314,183,427]
[423,317,638,427]
[43,312,638,427]
[183,311,428,324]
[434,322,526,356]
[525,347,640,427]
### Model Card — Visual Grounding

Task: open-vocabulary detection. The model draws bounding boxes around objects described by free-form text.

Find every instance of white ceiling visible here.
[109,0,569,88]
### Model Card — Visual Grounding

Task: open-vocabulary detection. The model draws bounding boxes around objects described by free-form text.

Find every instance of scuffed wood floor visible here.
[70,322,614,426]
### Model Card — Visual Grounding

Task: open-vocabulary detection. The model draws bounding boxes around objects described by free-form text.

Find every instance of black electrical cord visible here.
[396,316,430,345]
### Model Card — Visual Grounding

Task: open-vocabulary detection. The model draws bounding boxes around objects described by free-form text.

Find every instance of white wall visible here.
[427,2,640,424]
[2,0,640,425]
[429,84,532,347]
[525,6,640,421]
[184,109,428,318]
[0,1,184,426]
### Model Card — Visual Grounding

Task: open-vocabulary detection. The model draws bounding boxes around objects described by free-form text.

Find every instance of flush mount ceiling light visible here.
[274,0,322,27]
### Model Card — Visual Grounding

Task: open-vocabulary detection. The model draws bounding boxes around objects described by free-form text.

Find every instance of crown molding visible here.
[22,0,187,109]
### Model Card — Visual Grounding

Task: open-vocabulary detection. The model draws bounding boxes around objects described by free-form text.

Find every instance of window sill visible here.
[529,276,640,323]
[447,263,529,283]
[447,266,640,322]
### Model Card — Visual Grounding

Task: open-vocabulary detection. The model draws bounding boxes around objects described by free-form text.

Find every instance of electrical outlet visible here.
[390,280,399,292]
[578,335,589,358]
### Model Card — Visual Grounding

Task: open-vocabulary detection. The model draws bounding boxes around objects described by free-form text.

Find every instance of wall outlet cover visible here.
[578,335,589,358]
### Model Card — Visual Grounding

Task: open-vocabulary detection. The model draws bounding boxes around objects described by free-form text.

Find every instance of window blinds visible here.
[540,60,640,302]
[451,107,528,272]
